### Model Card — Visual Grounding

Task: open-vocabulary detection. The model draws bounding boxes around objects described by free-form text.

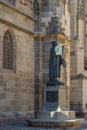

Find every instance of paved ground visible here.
[0,120,87,130]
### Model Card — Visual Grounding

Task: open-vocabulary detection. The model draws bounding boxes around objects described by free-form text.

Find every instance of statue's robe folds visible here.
[49,47,66,79]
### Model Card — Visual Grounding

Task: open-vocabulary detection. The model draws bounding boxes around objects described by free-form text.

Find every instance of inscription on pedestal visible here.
[46,91,58,103]
[45,90,58,111]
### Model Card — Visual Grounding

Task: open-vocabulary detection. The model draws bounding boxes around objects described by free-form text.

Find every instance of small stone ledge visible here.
[0,17,35,35]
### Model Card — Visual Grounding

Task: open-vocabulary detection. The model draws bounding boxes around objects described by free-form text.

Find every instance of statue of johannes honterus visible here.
[48,41,66,86]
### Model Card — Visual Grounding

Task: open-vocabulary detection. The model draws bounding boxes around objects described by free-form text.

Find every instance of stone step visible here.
[27,118,84,128]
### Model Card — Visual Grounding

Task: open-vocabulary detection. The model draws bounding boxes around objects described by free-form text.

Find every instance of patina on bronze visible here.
[47,41,66,86]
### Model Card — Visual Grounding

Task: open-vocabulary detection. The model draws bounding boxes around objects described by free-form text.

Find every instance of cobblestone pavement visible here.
[0,120,87,130]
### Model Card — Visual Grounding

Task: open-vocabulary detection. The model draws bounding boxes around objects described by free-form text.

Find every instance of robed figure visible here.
[49,41,66,81]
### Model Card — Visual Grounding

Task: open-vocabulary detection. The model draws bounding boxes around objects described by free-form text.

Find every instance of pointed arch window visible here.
[3,31,16,71]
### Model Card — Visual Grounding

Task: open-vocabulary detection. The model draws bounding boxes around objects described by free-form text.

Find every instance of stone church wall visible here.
[0,1,35,119]
[16,0,34,16]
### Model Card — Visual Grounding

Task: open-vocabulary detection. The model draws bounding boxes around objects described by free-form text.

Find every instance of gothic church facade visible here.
[0,0,86,120]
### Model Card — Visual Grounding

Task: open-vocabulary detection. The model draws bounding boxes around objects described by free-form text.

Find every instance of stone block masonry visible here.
[0,1,35,120]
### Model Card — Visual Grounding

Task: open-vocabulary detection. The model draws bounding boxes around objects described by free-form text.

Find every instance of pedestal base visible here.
[27,110,84,128]
[27,84,84,129]
[28,119,84,128]
[36,111,76,120]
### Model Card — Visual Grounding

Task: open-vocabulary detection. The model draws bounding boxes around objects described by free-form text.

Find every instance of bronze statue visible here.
[49,41,66,83]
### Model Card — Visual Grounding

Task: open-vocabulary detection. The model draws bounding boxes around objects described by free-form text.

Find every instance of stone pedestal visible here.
[27,84,84,129]
[37,111,76,120]
[37,85,76,121]
[43,85,60,111]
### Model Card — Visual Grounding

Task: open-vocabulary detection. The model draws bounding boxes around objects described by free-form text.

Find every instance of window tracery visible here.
[3,31,16,71]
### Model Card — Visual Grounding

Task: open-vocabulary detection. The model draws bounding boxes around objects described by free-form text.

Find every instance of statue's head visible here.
[52,41,57,47]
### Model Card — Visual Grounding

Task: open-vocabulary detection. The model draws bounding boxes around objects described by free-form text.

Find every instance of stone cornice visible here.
[0,0,37,22]
[71,73,87,79]
[34,33,68,39]
[0,17,35,35]
[34,33,72,44]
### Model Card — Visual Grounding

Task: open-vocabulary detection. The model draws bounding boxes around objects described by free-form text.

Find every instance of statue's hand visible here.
[62,60,66,68]
[60,56,66,68]
[55,44,67,55]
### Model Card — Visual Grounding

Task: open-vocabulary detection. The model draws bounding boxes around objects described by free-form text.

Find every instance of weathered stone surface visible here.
[0,93,6,99]
[70,0,87,113]
[0,1,35,119]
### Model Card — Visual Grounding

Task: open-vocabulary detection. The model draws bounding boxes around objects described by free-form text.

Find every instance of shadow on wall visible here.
[70,103,84,118]
[34,37,41,116]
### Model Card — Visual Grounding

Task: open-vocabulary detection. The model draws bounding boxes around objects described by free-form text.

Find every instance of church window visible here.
[3,31,15,70]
